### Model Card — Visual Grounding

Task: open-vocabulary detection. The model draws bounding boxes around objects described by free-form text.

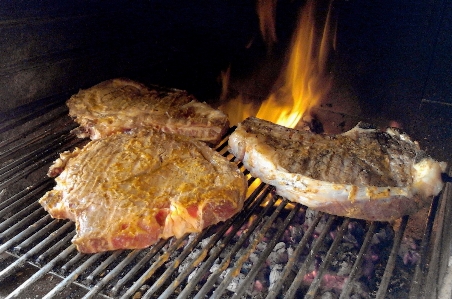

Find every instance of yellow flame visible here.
[219,0,336,129]
[257,0,336,128]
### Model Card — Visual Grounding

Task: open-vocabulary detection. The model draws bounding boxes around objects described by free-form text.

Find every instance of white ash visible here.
[321,291,338,299]
[267,246,288,266]
[187,267,199,283]
[167,207,422,298]
[249,252,259,264]
[227,272,247,293]
[268,264,284,291]
[178,248,201,273]
[305,208,330,234]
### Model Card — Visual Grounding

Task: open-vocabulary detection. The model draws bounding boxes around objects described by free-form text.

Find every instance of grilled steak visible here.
[67,78,229,144]
[39,130,246,253]
[229,117,447,221]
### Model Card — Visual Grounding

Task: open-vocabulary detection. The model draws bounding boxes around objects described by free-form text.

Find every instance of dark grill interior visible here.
[1,1,452,298]
[0,98,451,298]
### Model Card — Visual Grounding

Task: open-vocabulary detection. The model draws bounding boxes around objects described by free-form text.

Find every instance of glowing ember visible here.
[220,0,337,129]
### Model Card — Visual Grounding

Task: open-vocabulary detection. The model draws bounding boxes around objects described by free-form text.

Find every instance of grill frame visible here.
[0,95,450,299]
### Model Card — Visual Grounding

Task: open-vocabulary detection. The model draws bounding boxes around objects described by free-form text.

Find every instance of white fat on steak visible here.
[229,117,447,221]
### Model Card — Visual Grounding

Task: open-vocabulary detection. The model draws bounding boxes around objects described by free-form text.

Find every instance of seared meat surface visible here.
[39,130,246,253]
[229,117,447,221]
[67,78,229,144]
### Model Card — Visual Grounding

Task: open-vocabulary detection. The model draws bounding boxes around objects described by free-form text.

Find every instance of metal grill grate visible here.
[0,96,450,299]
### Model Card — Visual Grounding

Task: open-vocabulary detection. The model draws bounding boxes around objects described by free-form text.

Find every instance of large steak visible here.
[39,130,246,253]
[228,117,447,221]
[67,78,229,144]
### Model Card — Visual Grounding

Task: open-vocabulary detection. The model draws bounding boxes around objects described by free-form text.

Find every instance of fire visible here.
[220,0,337,129]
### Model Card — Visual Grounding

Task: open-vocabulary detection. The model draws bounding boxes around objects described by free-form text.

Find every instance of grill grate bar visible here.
[339,221,377,299]
[0,224,74,280]
[0,135,82,191]
[61,252,86,273]
[0,178,54,217]
[110,238,169,296]
[231,201,302,299]
[5,244,77,299]
[174,183,272,299]
[375,215,409,299]
[0,108,74,159]
[266,210,325,299]
[83,249,145,298]
[36,230,77,265]
[211,197,291,298]
[42,252,105,299]
[85,250,124,284]
[118,237,188,299]
[192,192,278,299]
[409,193,442,298]
[0,97,450,298]
[0,96,67,135]
[142,232,211,298]
[0,204,45,240]
[0,214,51,254]
[425,179,452,298]
[12,218,63,254]
[0,124,76,171]
[285,215,337,299]
[0,131,77,177]
[157,183,270,299]
[305,218,351,299]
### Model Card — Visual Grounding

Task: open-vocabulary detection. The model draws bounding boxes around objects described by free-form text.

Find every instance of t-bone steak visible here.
[67,78,229,144]
[228,117,447,221]
[39,130,247,253]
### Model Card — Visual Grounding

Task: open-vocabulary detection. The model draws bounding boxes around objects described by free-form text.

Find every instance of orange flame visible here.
[220,0,337,129]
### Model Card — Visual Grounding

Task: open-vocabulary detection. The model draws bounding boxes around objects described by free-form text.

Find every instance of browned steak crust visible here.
[229,117,447,221]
